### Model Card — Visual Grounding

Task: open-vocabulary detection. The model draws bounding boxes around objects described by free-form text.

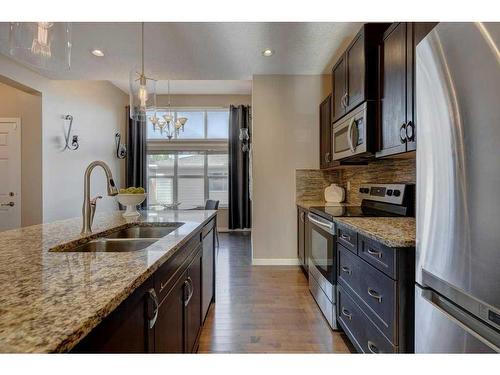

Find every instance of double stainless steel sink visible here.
[54,223,184,253]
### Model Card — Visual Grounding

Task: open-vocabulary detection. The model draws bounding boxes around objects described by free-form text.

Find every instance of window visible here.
[146,108,229,208]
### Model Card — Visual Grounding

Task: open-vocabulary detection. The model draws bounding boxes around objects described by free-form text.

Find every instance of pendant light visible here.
[129,22,156,121]
[4,22,72,71]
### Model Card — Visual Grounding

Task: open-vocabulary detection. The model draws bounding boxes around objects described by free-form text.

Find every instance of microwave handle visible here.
[347,117,356,153]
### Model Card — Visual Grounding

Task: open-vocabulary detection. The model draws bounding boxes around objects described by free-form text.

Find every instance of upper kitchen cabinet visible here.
[319,94,335,169]
[377,23,416,158]
[331,23,390,123]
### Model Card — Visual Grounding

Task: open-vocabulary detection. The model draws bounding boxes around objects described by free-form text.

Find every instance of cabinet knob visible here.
[1,202,14,207]
[399,123,407,144]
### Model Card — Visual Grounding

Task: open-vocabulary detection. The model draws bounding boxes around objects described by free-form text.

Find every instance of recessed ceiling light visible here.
[262,48,274,57]
[91,49,105,57]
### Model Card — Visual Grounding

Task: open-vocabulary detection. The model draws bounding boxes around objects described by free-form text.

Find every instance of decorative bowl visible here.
[116,193,147,217]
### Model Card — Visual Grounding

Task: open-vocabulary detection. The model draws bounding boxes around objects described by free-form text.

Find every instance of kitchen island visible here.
[0,210,217,353]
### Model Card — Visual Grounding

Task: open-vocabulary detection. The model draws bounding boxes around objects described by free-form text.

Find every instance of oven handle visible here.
[307,213,334,231]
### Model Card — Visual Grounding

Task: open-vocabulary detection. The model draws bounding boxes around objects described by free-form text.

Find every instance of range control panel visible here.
[358,183,410,205]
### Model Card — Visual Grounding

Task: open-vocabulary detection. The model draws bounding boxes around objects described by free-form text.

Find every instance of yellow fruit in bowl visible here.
[120,187,145,194]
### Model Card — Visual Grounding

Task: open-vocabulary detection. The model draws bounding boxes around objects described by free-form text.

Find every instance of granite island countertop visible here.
[297,200,415,248]
[0,210,216,353]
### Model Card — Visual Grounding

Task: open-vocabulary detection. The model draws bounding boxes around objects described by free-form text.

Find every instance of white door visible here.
[0,118,21,232]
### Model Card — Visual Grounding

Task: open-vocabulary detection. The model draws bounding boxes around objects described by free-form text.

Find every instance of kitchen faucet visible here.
[81,161,119,234]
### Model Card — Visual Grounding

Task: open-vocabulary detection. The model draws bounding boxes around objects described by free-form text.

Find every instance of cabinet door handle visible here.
[367,288,383,303]
[399,123,407,144]
[344,93,349,108]
[367,248,383,258]
[341,307,352,320]
[1,202,15,207]
[406,121,415,141]
[324,152,331,163]
[184,277,194,307]
[341,266,352,275]
[340,233,351,241]
[148,288,159,329]
[367,340,379,354]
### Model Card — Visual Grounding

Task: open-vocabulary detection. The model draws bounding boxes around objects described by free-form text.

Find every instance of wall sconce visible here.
[239,128,250,152]
[62,115,79,151]
[115,133,127,159]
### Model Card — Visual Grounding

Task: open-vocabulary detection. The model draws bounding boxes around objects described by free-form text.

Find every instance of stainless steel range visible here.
[307,183,414,329]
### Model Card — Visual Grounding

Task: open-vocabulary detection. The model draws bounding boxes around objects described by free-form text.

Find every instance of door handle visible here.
[184,277,194,307]
[148,288,159,329]
[367,340,379,354]
[307,213,334,231]
[341,307,352,320]
[1,202,14,207]
[367,248,383,258]
[400,123,407,143]
[341,266,352,275]
[367,288,383,303]
[406,121,415,141]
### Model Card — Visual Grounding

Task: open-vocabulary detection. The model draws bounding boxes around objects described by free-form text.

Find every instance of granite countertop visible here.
[296,201,415,248]
[0,210,216,353]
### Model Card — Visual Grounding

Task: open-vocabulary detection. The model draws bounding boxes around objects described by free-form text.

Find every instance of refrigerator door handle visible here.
[421,288,500,352]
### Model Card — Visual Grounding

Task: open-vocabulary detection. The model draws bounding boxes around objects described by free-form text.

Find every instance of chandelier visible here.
[148,80,188,140]
[5,22,72,71]
[129,23,156,121]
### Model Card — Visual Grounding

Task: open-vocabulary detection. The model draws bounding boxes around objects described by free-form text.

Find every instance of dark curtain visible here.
[228,105,251,229]
[126,106,147,208]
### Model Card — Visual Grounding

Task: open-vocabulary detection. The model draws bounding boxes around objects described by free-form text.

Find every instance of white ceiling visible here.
[0,22,362,94]
[113,80,253,95]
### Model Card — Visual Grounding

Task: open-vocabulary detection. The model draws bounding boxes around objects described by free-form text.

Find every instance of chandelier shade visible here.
[4,22,72,71]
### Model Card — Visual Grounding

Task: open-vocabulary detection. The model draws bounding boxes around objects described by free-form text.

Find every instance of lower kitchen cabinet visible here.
[336,224,415,353]
[72,218,216,354]
[185,248,202,353]
[297,206,309,275]
[155,269,187,353]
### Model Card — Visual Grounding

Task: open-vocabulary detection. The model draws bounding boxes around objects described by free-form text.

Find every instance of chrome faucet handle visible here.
[90,196,103,225]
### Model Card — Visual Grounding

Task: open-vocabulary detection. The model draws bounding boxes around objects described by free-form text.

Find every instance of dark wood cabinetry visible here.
[155,269,186,353]
[72,218,216,354]
[201,221,215,322]
[336,224,415,353]
[297,207,309,275]
[377,23,416,158]
[319,95,334,169]
[185,249,202,353]
[72,277,155,353]
[331,23,390,124]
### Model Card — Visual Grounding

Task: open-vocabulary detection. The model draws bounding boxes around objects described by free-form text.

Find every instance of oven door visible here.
[332,102,369,161]
[307,213,336,301]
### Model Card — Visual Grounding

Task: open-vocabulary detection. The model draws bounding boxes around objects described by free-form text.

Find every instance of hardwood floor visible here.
[198,232,354,353]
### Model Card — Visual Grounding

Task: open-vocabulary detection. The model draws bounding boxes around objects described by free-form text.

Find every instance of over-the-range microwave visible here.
[331,101,376,161]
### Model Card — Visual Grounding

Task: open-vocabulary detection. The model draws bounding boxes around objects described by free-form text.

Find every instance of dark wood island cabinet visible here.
[72,217,216,353]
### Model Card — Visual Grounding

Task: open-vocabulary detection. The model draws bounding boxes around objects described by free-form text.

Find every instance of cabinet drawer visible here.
[358,236,397,279]
[338,285,396,353]
[338,245,396,342]
[337,225,357,253]
[155,234,201,302]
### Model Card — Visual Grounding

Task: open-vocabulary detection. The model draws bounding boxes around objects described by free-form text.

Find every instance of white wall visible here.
[0,55,128,223]
[251,75,330,264]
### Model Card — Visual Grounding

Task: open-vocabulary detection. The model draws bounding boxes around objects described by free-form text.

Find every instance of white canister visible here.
[324,183,345,203]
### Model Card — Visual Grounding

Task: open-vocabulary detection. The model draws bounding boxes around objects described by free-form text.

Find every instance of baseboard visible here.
[252,258,301,266]
[218,228,251,233]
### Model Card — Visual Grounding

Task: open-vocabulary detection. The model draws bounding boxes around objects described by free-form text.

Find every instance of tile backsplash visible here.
[296,158,415,205]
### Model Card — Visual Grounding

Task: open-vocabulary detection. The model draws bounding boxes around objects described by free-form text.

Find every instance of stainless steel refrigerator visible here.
[416,22,500,353]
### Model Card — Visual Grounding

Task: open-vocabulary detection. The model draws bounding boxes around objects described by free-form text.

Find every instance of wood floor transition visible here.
[198,232,354,353]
